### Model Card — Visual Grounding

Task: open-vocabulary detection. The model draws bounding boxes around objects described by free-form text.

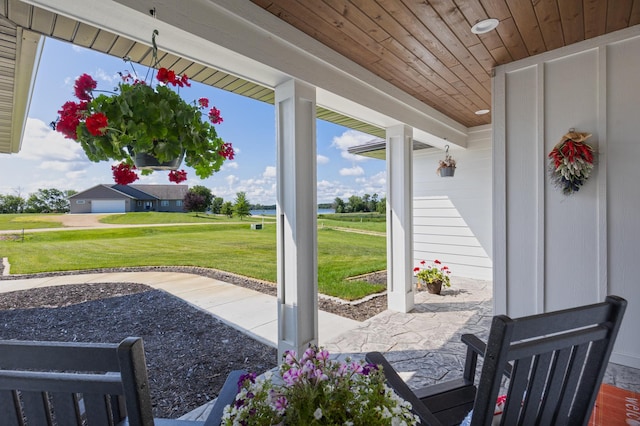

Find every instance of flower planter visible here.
[426,281,443,294]
[132,149,185,171]
[439,166,455,177]
[53,31,234,184]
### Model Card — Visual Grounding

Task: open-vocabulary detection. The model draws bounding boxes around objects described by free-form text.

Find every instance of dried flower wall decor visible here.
[548,130,595,195]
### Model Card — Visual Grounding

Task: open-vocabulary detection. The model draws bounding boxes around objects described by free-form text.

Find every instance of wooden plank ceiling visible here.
[1,1,639,155]
[251,0,640,128]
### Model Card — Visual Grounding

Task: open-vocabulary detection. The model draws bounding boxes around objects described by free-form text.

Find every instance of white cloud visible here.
[263,166,276,178]
[19,119,87,163]
[225,175,239,187]
[339,166,364,176]
[222,162,239,170]
[331,129,376,162]
[317,154,329,165]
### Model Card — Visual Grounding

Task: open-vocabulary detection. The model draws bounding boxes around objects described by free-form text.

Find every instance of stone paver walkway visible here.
[324,276,494,390]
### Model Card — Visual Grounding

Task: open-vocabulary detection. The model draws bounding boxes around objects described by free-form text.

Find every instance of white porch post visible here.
[275,79,318,360]
[386,124,415,312]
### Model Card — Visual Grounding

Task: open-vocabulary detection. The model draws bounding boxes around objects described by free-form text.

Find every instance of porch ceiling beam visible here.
[22,0,468,149]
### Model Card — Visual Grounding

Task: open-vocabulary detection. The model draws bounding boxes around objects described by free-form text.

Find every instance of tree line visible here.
[0,189,77,213]
[1,186,386,217]
[183,186,251,219]
[333,193,386,214]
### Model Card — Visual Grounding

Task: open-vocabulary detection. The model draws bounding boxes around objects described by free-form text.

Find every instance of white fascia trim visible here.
[12,29,43,153]
[24,0,468,148]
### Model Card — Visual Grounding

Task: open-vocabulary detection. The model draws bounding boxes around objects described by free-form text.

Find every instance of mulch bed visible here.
[0,266,388,418]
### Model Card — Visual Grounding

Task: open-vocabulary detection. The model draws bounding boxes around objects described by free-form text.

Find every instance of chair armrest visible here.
[366,352,443,426]
[461,334,486,356]
[203,370,247,426]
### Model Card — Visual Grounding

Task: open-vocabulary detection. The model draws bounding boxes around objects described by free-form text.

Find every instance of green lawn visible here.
[317,213,386,233]
[0,224,385,300]
[0,214,64,230]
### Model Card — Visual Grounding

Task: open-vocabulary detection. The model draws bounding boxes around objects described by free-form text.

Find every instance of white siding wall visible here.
[494,26,640,368]
[413,126,492,281]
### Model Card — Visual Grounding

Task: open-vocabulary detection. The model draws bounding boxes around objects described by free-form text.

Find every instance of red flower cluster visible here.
[56,101,87,139]
[54,62,232,185]
[218,142,235,160]
[74,73,96,101]
[111,163,139,185]
[157,68,190,87]
[56,69,226,142]
[209,107,223,124]
[168,169,188,183]
[548,139,594,169]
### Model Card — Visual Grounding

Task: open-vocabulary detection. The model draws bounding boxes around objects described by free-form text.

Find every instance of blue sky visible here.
[0,38,386,205]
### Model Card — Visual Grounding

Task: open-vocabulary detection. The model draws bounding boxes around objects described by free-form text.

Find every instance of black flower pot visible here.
[129,147,185,171]
[426,281,443,295]
[439,166,455,177]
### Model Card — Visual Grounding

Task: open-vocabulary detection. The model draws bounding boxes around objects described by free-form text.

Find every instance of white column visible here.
[275,79,318,360]
[386,124,415,312]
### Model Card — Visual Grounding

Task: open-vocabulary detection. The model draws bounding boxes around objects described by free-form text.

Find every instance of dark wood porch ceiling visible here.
[251,0,640,128]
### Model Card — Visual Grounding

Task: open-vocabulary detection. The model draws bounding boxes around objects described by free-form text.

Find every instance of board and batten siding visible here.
[413,126,492,281]
[493,25,640,369]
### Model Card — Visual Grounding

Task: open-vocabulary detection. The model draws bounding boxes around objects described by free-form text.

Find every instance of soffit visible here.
[251,0,640,128]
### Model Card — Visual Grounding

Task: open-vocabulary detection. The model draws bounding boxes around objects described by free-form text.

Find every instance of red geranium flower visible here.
[168,169,188,183]
[218,142,235,160]
[74,73,97,101]
[209,107,223,124]
[111,163,139,185]
[198,98,209,108]
[55,101,87,139]
[85,113,108,136]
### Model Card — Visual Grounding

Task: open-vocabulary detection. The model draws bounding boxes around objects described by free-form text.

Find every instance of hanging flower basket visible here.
[437,144,456,177]
[129,146,185,170]
[53,30,234,185]
[548,130,595,195]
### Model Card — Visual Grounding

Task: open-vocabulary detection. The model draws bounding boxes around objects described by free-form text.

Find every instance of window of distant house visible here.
[76,200,85,204]
[176,200,182,207]
[137,201,142,206]
[161,200,169,206]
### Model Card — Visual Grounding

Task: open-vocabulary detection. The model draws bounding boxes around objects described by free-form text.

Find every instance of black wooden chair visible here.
[366,295,627,426]
[0,336,244,426]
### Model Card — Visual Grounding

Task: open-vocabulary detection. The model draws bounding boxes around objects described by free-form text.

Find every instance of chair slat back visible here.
[0,337,155,426]
[471,295,627,426]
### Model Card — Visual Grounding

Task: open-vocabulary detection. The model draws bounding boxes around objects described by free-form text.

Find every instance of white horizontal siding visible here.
[413,127,493,281]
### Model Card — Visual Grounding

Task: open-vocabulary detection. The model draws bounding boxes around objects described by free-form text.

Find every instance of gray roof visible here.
[111,184,158,200]
[127,185,188,200]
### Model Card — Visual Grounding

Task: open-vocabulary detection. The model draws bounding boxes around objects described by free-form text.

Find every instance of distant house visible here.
[68,184,188,214]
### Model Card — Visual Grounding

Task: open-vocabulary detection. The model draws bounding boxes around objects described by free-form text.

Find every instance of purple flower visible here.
[350,362,364,374]
[237,372,256,391]
[275,396,288,412]
[301,347,316,362]
[282,368,302,385]
[316,349,330,361]
[362,363,379,375]
[284,350,297,365]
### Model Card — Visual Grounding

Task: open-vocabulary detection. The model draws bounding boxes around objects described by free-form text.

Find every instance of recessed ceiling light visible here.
[475,109,490,115]
[471,18,499,34]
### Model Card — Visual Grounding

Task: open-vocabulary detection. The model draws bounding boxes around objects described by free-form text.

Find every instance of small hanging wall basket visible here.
[437,145,456,177]
[547,129,595,195]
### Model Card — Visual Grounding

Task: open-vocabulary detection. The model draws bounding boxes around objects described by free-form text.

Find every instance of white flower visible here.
[314,407,323,420]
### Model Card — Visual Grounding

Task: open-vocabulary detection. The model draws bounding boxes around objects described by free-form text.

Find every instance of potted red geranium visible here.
[53,30,234,185]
